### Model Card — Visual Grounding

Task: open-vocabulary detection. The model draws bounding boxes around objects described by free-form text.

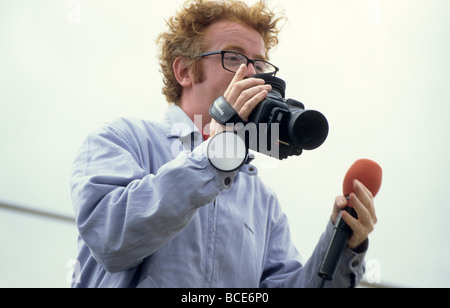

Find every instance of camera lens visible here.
[248,73,329,158]
[289,110,329,150]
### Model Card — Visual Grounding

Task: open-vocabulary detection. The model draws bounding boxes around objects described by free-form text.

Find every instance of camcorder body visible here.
[244,74,329,160]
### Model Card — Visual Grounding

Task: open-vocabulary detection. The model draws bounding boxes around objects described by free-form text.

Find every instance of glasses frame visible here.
[194,50,279,76]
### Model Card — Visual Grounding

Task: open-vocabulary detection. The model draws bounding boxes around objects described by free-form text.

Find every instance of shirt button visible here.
[351,260,360,267]
[224,177,232,186]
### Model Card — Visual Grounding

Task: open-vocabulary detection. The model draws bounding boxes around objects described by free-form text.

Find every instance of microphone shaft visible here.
[318,206,357,280]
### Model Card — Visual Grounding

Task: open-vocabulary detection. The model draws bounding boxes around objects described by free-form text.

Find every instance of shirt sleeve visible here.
[260,215,367,288]
[70,120,236,273]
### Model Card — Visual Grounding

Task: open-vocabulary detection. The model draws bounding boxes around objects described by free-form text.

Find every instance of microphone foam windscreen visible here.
[343,159,382,197]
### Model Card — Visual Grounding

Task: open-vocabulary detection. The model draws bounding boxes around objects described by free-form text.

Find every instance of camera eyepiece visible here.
[252,73,286,98]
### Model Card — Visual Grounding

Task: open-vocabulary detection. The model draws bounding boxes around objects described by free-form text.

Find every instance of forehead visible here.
[203,21,266,57]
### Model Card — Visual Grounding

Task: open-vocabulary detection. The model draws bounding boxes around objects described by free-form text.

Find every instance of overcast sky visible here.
[1,0,449,287]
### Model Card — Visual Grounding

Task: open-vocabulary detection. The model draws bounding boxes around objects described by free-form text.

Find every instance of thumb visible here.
[331,196,348,224]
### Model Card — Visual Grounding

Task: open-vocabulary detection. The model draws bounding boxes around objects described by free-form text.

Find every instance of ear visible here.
[173,57,193,88]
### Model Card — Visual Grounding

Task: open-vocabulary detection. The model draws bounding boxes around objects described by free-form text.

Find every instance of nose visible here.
[245,63,257,77]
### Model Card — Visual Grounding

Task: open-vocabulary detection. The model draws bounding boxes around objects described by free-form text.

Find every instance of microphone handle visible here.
[318,204,357,281]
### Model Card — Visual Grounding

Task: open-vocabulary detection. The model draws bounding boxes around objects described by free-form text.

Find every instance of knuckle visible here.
[241,100,257,114]
[362,209,370,220]
[239,103,251,114]
[232,81,246,93]
[240,89,253,101]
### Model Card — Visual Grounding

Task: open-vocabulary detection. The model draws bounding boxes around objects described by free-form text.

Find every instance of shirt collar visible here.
[164,104,203,141]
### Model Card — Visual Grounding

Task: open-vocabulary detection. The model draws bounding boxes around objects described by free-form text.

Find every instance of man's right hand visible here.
[209,64,272,137]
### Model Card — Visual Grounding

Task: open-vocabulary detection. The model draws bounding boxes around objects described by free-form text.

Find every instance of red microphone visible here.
[343,159,383,206]
[318,159,383,284]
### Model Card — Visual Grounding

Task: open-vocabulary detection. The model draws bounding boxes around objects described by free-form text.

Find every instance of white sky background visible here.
[0,0,449,287]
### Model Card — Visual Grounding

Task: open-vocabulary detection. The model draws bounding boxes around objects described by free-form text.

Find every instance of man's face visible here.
[181,21,266,129]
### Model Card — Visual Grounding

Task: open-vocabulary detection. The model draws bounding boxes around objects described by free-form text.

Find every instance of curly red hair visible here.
[157,0,285,105]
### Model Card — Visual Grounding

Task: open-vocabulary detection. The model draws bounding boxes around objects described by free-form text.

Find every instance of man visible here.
[70,0,376,288]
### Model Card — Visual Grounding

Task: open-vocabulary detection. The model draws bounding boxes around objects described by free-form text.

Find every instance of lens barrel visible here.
[289,110,329,150]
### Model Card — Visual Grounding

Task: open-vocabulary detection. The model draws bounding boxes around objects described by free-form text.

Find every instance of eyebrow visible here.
[222,44,266,61]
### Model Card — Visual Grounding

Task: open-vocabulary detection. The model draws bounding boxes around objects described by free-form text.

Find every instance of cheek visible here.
[202,69,234,97]
[212,79,232,102]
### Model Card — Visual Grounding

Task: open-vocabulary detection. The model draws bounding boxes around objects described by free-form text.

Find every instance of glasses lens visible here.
[223,52,246,71]
[222,52,277,75]
[254,61,277,74]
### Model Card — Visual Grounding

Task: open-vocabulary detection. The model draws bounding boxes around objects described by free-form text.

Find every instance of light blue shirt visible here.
[70,105,366,288]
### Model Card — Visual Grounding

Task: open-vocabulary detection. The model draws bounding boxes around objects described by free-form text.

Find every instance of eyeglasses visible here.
[194,50,279,76]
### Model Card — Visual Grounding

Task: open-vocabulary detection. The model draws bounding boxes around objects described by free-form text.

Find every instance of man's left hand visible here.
[331,180,377,250]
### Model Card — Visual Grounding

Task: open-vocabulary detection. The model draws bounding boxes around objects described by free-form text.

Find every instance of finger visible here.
[341,210,368,250]
[349,193,376,232]
[224,64,248,101]
[331,196,348,224]
[225,71,265,104]
[234,84,271,112]
[231,64,247,85]
[354,180,377,224]
[238,89,269,121]
[226,79,266,107]
[335,195,348,210]
[341,209,360,232]
[354,180,373,204]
